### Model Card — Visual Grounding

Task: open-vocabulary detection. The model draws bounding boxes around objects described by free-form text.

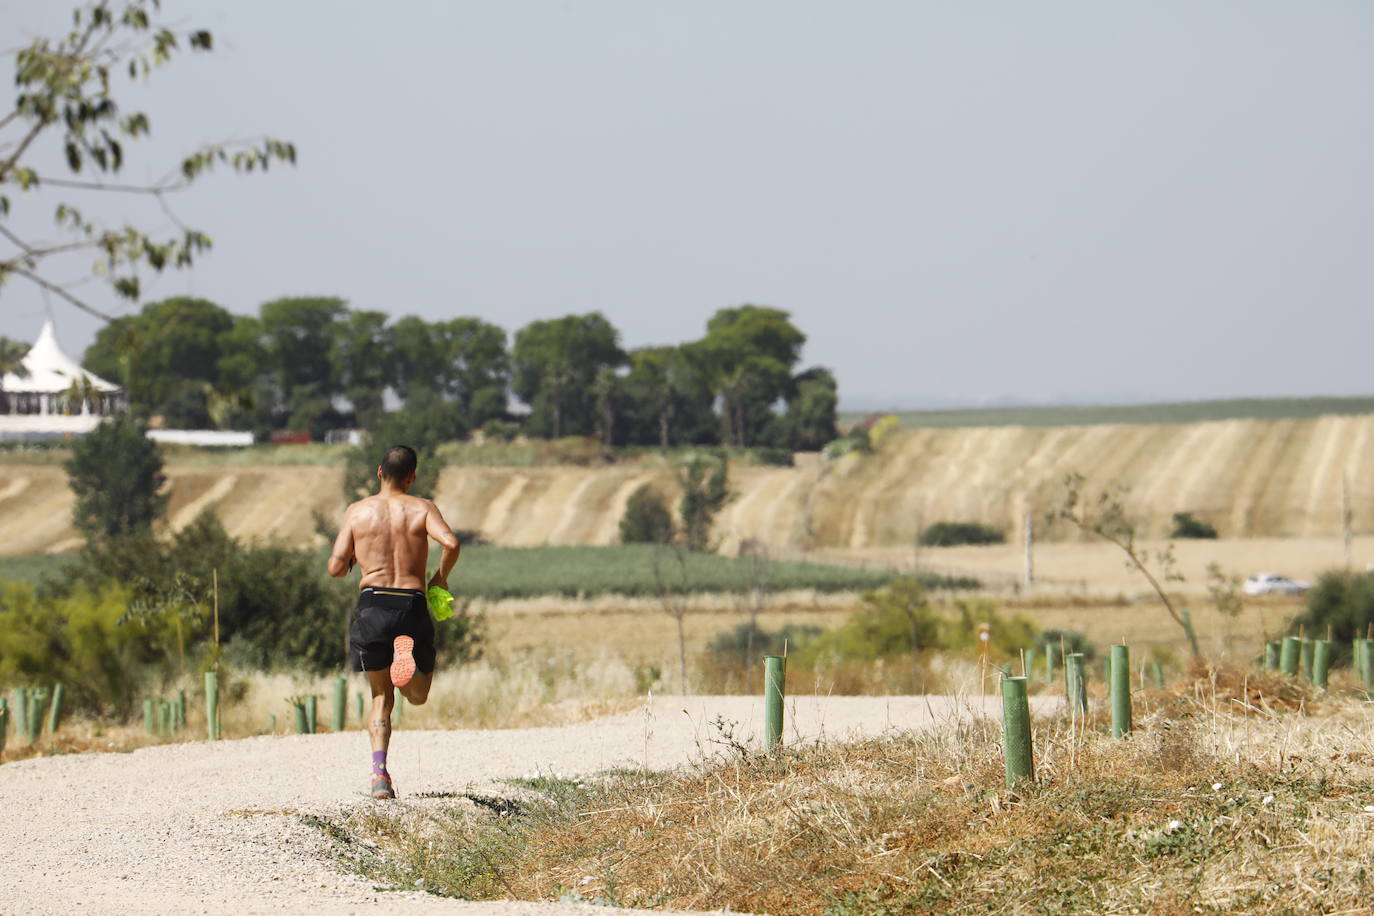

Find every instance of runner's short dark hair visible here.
[379,445,418,482]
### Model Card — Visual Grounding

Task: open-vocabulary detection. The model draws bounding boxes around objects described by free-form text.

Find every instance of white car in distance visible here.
[1243,573,1311,596]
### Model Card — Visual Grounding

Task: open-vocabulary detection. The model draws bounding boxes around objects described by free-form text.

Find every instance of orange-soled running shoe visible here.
[390,635,416,688]
[371,774,396,799]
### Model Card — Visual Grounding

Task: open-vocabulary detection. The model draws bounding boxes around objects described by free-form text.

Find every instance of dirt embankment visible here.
[2,414,1372,556]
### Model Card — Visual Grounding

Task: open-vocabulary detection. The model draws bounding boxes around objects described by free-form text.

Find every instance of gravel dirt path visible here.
[0,694,1051,915]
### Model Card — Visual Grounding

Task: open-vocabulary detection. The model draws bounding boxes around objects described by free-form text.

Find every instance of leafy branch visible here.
[1053,471,1202,656]
[0,0,296,320]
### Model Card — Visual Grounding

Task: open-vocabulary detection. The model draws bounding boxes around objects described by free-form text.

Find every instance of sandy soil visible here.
[0,694,1053,915]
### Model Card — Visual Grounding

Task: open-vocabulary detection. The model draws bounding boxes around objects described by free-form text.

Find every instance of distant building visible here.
[0,320,126,441]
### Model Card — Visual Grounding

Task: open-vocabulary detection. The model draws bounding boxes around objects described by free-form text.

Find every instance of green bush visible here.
[66,414,166,541]
[796,579,941,666]
[793,582,1038,671]
[707,621,823,665]
[919,521,1006,547]
[0,581,160,717]
[1290,569,1374,665]
[678,453,732,551]
[480,418,519,443]
[1034,628,1097,662]
[619,485,675,545]
[1170,512,1218,539]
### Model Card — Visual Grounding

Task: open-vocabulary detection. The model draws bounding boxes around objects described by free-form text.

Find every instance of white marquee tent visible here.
[0,320,125,439]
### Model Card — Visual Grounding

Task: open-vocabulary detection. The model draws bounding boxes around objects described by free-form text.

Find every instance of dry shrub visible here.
[315,689,1374,914]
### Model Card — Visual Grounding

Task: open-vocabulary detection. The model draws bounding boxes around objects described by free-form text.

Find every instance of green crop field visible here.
[842,395,1374,430]
[0,545,976,600]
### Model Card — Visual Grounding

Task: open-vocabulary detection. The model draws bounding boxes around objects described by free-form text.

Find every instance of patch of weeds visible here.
[307,695,1374,913]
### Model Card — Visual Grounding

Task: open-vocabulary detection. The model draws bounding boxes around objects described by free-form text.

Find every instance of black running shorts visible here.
[348,587,437,674]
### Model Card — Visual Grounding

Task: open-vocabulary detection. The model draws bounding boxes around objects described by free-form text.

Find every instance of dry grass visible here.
[0,658,644,764]
[310,682,1374,914]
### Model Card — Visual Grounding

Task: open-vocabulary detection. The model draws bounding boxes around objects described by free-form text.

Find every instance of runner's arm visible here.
[327,511,356,578]
[425,501,460,589]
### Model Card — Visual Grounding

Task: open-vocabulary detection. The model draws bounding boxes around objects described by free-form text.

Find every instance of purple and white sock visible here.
[372,750,388,778]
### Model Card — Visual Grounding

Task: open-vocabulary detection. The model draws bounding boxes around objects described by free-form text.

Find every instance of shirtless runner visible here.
[328,444,460,799]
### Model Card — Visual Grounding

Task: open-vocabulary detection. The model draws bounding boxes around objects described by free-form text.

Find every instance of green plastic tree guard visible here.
[764,655,786,751]
[1312,639,1330,689]
[28,689,45,744]
[143,698,156,735]
[1356,638,1369,683]
[305,695,318,734]
[1001,675,1033,787]
[1044,644,1057,685]
[393,689,403,726]
[1151,662,1165,690]
[1279,636,1300,676]
[0,702,7,755]
[1301,639,1316,681]
[1110,644,1132,738]
[176,689,187,731]
[1065,653,1087,716]
[205,671,220,741]
[1361,640,1374,691]
[332,676,347,732]
[1024,648,1036,681]
[355,691,364,724]
[1103,657,1112,683]
[13,688,27,743]
[45,684,64,734]
[1264,641,1280,670]
[293,700,308,734]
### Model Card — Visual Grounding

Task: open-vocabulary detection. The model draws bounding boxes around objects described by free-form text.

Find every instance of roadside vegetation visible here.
[308,669,1374,913]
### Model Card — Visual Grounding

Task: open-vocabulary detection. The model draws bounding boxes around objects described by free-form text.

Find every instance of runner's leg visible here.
[398,670,431,706]
[365,668,395,758]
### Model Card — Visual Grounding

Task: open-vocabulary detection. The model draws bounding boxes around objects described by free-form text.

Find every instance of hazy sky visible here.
[1,1,1370,409]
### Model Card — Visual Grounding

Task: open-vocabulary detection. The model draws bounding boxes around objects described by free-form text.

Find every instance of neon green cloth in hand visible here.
[426,585,455,621]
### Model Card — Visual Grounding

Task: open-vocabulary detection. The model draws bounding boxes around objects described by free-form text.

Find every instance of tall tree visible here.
[83,296,237,427]
[622,345,717,447]
[697,305,806,447]
[442,317,510,428]
[389,315,510,428]
[0,0,295,320]
[330,309,392,421]
[780,366,839,450]
[66,413,165,540]
[259,297,347,433]
[511,313,625,438]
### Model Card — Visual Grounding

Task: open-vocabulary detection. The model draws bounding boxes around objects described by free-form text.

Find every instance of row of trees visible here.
[64,298,838,450]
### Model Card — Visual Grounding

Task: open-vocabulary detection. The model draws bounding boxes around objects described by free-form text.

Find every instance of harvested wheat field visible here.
[4,414,1374,556]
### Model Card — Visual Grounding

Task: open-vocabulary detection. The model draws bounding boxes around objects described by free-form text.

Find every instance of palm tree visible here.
[0,337,30,414]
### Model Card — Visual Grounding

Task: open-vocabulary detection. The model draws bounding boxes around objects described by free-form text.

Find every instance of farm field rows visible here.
[3,413,1373,556]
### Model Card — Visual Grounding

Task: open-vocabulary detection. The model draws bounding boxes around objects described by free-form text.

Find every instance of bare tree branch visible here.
[8,267,116,321]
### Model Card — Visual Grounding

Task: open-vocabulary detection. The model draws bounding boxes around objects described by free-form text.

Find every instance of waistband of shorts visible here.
[360,586,425,598]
